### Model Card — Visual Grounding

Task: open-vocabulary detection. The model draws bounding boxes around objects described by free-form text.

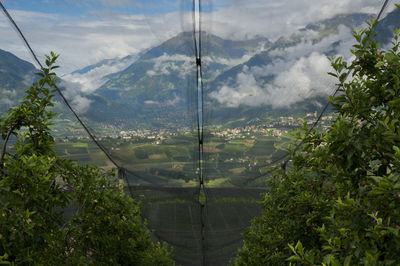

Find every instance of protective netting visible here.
[0,0,397,265]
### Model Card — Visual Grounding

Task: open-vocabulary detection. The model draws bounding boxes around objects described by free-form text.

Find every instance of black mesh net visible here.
[0,0,397,264]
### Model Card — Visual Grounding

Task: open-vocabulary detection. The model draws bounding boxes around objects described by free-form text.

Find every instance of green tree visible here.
[234,12,400,266]
[0,53,174,265]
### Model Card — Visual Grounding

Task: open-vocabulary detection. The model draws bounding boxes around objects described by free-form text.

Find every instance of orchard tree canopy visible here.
[0,54,174,265]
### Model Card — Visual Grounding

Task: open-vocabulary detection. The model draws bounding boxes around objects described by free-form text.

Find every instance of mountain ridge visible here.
[1,9,399,131]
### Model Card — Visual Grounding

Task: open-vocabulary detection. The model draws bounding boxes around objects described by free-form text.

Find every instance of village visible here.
[61,112,334,144]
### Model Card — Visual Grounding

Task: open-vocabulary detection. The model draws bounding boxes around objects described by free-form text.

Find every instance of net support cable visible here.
[243,0,391,185]
[192,0,208,265]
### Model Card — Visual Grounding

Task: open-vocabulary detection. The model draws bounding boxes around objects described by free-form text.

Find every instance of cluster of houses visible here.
[59,113,334,143]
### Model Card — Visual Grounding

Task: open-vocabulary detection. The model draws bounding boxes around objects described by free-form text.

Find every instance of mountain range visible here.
[1,8,400,132]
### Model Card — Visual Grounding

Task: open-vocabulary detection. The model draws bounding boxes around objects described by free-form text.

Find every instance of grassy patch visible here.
[229,167,246,174]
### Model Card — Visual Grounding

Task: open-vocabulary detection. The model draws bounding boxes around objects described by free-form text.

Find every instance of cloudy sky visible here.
[0,0,394,112]
[0,0,392,74]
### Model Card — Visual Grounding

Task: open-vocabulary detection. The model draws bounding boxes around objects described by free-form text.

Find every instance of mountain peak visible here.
[140,31,270,60]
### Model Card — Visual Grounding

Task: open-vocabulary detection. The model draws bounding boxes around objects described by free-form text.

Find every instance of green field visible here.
[55,129,290,187]
[54,140,110,167]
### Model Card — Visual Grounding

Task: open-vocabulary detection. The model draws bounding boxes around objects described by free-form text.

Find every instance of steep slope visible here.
[71,55,138,76]
[0,49,37,112]
[375,7,400,45]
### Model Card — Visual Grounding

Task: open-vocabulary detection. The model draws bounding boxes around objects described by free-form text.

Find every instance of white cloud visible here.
[204,40,268,70]
[69,94,93,113]
[210,67,268,107]
[146,53,193,78]
[93,0,133,7]
[205,0,393,40]
[144,100,159,105]
[209,24,359,108]
[2,9,59,21]
[62,54,137,93]
[144,94,181,106]
[0,8,183,74]
[0,98,13,106]
[210,52,336,108]
[268,25,356,61]
[58,79,93,113]
[268,52,336,107]
[55,54,138,113]
[1,89,17,97]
